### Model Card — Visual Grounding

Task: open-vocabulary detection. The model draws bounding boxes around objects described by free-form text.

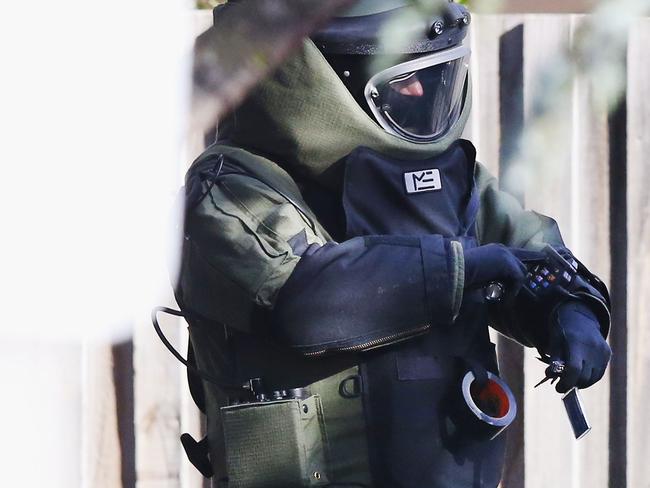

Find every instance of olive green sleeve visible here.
[182,171,327,308]
[474,163,565,250]
[174,150,333,333]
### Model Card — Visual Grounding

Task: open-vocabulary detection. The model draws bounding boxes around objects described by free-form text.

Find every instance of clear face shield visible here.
[364,45,470,144]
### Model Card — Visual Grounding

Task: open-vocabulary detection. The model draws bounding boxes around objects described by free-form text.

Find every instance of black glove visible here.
[548,300,611,393]
[464,243,543,294]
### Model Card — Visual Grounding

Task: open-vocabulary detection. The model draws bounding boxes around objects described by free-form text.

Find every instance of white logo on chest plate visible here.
[403,168,442,194]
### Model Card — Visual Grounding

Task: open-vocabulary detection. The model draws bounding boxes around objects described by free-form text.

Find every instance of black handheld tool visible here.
[534,357,591,440]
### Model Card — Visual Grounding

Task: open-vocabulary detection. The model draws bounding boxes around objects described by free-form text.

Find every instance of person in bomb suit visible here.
[173,1,611,486]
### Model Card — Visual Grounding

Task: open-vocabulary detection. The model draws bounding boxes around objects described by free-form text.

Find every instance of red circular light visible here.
[470,379,510,419]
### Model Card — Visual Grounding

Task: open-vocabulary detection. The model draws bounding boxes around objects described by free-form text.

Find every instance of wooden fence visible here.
[83,11,650,488]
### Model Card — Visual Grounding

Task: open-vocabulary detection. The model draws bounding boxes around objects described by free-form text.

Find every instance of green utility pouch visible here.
[221,394,330,488]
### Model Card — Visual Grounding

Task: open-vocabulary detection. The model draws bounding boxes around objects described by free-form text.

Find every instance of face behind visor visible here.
[312,0,471,144]
[366,44,470,143]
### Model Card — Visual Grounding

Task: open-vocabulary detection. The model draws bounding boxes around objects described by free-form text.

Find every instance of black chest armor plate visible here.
[334,140,505,488]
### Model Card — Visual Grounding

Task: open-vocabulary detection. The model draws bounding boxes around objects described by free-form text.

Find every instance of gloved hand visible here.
[463,243,543,294]
[548,300,611,393]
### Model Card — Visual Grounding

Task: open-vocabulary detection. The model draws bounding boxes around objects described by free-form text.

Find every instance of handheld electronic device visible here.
[482,245,591,440]
[521,245,578,299]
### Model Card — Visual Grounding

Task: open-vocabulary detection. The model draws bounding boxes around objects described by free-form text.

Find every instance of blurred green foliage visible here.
[197,0,223,8]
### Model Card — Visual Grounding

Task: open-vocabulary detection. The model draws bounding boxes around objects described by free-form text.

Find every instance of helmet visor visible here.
[364,45,470,143]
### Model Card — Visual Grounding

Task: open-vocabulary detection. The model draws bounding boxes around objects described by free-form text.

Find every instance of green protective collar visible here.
[221,38,472,186]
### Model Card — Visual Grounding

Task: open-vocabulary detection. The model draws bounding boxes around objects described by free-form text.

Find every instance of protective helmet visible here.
[312,0,471,144]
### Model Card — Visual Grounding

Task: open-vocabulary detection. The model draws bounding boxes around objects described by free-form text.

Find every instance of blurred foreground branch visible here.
[192,0,356,132]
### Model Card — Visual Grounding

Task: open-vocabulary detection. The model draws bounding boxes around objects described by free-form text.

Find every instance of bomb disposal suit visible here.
[173,1,612,487]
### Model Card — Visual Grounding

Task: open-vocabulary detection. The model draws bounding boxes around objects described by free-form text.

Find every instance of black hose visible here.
[151,306,243,391]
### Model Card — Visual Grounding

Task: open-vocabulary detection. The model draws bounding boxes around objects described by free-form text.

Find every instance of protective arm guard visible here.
[271,235,463,356]
[474,163,611,351]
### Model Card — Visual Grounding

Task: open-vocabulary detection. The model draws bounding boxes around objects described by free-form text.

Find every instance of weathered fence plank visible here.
[626,17,650,488]
[521,15,578,488]
[134,311,182,488]
[470,15,525,175]
[567,16,610,488]
[82,343,123,488]
[496,18,527,488]
[517,14,614,488]
[567,15,612,488]
[607,59,628,488]
[179,325,209,488]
